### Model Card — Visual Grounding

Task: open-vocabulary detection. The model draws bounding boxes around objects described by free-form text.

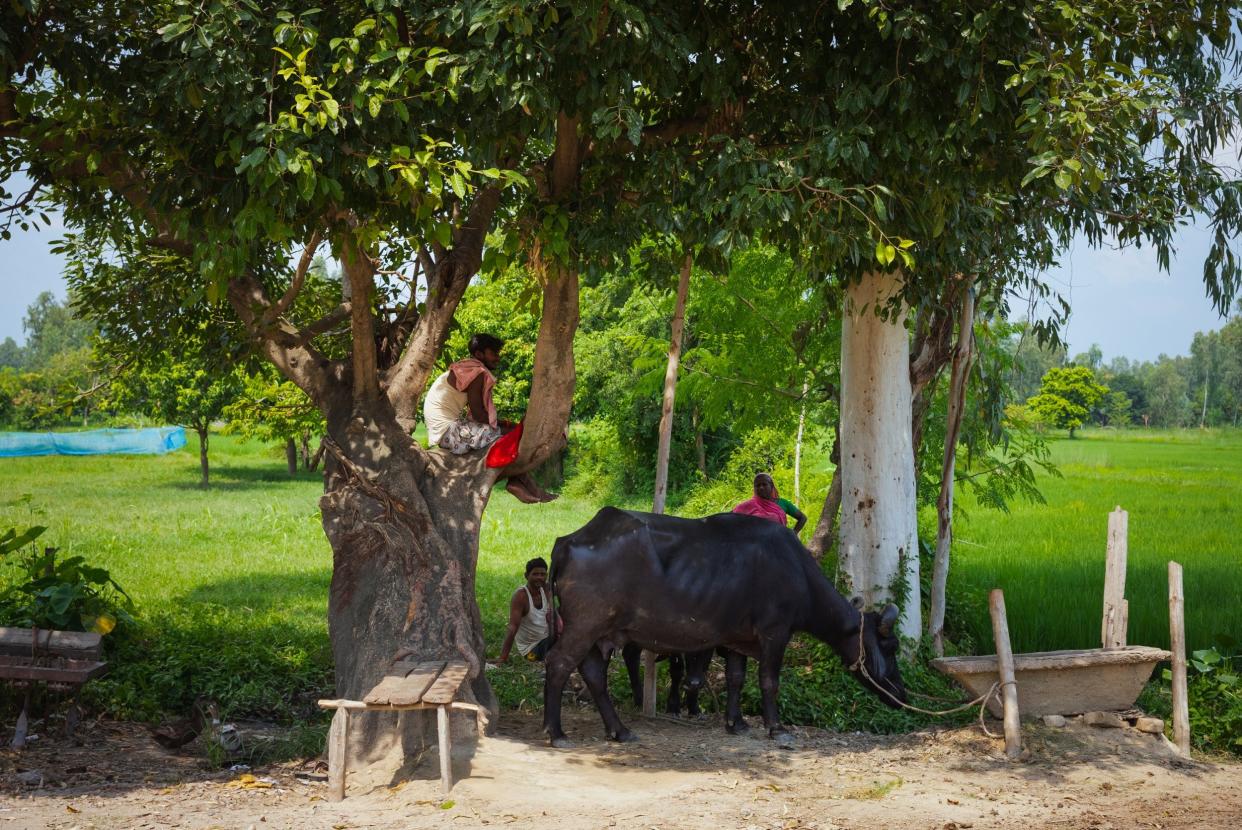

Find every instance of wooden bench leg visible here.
[328,707,350,801]
[438,705,453,794]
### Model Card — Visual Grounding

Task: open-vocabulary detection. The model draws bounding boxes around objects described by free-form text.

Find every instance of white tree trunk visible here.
[838,271,920,641]
[652,253,693,515]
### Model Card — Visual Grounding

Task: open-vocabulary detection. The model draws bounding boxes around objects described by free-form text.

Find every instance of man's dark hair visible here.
[525,557,548,576]
[469,333,504,356]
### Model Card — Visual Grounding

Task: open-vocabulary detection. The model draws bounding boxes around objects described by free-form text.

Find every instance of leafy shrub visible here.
[1140,636,1242,757]
[83,605,334,724]
[0,522,134,635]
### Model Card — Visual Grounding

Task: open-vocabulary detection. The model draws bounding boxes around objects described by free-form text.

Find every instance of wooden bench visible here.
[318,659,485,800]
[0,626,109,748]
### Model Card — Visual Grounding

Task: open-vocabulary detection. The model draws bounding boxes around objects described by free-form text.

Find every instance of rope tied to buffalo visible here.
[847,614,1016,736]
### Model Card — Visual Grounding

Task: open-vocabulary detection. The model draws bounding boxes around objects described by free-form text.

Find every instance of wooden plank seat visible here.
[318,659,483,800]
[0,626,109,748]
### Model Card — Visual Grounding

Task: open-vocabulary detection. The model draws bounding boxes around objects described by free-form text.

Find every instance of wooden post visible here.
[652,251,692,515]
[327,707,349,801]
[642,651,658,717]
[1102,506,1129,649]
[988,589,1022,759]
[438,705,454,793]
[1168,561,1191,758]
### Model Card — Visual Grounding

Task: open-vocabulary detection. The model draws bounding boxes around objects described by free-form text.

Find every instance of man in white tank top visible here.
[498,557,559,662]
[422,333,557,504]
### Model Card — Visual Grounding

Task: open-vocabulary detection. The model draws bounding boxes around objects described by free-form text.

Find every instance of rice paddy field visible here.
[0,428,1237,720]
[948,428,1241,656]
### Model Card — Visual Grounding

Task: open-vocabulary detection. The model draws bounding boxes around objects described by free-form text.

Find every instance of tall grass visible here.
[945,429,1241,655]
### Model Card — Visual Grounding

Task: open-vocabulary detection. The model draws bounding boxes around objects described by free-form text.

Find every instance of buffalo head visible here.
[843,602,907,708]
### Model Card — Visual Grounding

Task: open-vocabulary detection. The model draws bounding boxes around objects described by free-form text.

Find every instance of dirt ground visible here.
[2,706,1240,830]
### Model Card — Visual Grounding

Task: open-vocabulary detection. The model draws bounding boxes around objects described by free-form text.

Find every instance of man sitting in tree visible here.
[423,333,556,503]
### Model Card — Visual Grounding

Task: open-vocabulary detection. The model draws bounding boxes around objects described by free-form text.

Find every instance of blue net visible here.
[0,427,187,457]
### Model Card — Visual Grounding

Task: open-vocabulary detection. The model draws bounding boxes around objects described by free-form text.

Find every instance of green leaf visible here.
[1053,168,1073,190]
[1,525,46,555]
[236,147,267,173]
[353,18,376,37]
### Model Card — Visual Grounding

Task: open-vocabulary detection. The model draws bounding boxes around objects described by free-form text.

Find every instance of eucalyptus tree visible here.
[1,0,752,734]
[661,2,1242,640]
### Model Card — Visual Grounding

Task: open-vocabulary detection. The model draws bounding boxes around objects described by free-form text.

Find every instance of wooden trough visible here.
[932,508,1181,735]
[931,645,1170,718]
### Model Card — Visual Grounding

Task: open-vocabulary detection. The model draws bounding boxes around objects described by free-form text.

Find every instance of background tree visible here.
[111,357,245,487]
[1026,366,1110,437]
[21,291,93,370]
[0,337,24,369]
[223,371,326,475]
[1143,356,1194,427]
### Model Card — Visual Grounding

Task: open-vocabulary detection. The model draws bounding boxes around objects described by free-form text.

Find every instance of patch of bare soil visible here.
[2,708,1239,830]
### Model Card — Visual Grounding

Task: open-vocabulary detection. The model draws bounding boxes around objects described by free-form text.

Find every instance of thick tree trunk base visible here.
[321,417,499,767]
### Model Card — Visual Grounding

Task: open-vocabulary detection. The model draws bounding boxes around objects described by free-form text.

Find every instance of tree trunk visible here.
[807,425,842,561]
[693,407,707,478]
[197,426,210,488]
[286,437,299,477]
[928,281,975,655]
[838,271,920,641]
[808,466,842,562]
[321,412,499,763]
[652,253,693,514]
[1200,369,1209,428]
[794,377,808,504]
[301,432,312,470]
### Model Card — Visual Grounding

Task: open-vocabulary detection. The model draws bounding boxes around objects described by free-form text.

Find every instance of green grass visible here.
[946,428,1242,656]
[2,427,1238,736]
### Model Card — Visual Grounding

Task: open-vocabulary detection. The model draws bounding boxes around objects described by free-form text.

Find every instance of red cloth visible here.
[732,496,787,525]
[486,422,522,468]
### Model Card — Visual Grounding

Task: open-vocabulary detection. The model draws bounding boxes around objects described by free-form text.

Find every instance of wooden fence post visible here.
[642,651,658,717]
[1102,506,1128,649]
[989,589,1022,759]
[1168,561,1191,758]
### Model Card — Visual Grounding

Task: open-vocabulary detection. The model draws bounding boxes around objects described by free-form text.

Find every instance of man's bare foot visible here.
[505,478,542,504]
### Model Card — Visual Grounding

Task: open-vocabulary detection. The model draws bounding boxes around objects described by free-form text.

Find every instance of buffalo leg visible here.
[622,643,643,707]
[543,631,603,747]
[724,649,749,734]
[757,638,792,743]
[580,647,636,742]
[683,648,713,718]
[666,655,685,716]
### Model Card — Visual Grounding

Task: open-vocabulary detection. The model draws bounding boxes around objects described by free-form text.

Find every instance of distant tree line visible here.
[1007,305,1242,430]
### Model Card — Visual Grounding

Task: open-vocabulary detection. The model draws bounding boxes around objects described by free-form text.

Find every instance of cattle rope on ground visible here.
[846,616,1006,720]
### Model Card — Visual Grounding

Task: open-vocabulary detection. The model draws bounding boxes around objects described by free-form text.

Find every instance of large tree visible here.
[679,1,1242,638]
[1,1,753,755]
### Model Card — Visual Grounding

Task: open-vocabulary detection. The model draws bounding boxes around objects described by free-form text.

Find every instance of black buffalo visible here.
[543,507,907,747]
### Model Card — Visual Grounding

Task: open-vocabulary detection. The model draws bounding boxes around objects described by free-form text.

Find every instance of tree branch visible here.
[338,224,380,404]
[384,184,504,427]
[504,113,584,476]
[228,273,335,406]
[263,229,322,327]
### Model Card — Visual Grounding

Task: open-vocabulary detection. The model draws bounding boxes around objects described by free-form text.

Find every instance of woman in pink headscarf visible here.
[732,472,807,533]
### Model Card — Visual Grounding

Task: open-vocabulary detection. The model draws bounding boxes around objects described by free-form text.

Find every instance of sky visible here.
[0,173,1235,363]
